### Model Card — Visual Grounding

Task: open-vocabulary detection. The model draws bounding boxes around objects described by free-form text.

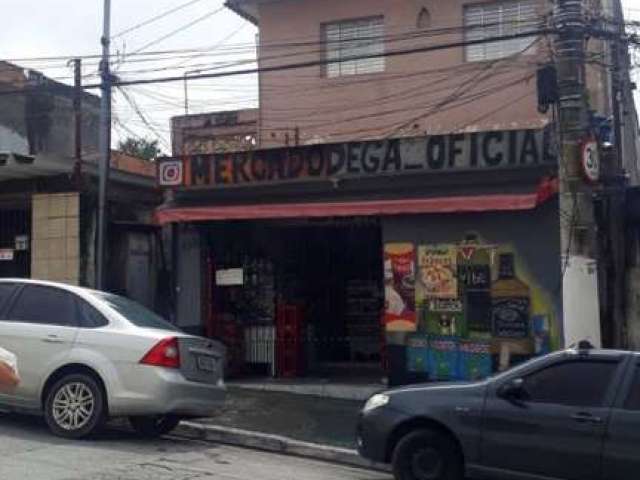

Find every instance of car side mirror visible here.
[498,378,527,401]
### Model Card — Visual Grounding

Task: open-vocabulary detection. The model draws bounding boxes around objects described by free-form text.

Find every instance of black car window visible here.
[522,360,618,407]
[0,284,16,317]
[8,285,78,327]
[624,365,640,410]
[77,300,109,328]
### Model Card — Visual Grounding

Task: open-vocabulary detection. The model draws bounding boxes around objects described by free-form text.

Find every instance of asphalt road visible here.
[0,413,391,480]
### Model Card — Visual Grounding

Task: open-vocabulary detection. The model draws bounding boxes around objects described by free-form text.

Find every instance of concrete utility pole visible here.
[554,0,596,258]
[97,0,112,290]
[72,59,82,171]
[554,0,602,347]
[604,1,628,348]
[183,72,189,115]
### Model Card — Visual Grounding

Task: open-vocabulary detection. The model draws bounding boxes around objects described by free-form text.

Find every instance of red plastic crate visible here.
[275,303,305,377]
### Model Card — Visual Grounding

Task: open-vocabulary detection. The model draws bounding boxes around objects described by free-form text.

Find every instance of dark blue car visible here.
[357,346,639,480]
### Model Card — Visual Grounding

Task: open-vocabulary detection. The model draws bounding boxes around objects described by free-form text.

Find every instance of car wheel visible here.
[392,429,463,480]
[44,373,106,439]
[129,415,182,437]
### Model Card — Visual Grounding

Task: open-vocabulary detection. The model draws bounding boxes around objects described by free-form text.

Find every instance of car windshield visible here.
[90,292,180,332]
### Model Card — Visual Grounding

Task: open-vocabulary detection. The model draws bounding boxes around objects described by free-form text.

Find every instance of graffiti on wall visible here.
[385,238,558,380]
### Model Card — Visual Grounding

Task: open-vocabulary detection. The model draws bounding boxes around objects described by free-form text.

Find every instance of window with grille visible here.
[323,17,385,78]
[464,0,539,62]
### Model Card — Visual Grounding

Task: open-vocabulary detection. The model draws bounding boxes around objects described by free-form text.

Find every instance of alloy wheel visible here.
[52,382,95,431]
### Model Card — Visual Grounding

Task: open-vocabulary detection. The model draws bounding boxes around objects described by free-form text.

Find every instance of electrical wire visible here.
[0,26,553,96]
[1,17,547,69]
[123,6,227,59]
[109,28,555,89]
[111,0,208,39]
[116,87,171,150]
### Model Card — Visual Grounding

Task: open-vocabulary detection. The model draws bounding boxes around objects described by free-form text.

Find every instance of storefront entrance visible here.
[202,217,384,381]
[0,208,31,278]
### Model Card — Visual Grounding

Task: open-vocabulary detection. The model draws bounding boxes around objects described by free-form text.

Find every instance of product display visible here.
[491,253,531,339]
[384,243,417,332]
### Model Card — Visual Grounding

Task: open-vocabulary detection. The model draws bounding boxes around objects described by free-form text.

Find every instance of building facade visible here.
[159,0,639,384]
[171,108,259,155]
[0,62,162,309]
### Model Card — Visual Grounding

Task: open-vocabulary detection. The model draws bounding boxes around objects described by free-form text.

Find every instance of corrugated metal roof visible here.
[0,152,71,181]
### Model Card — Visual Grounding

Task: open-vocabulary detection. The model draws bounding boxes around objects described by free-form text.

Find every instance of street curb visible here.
[176,421,391,473]
[227,381,384,401]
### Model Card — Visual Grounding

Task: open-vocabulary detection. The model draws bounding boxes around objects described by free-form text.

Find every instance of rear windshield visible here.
[90,292,180,332]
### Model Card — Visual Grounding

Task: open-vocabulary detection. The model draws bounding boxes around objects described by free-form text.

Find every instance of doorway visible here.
[203,217,385,382]
[0,208,31,278]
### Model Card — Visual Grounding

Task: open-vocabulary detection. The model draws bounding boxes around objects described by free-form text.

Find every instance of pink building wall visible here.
[246,0,551,148]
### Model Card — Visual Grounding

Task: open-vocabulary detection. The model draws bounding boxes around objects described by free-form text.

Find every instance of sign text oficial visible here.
[160,128,556,188]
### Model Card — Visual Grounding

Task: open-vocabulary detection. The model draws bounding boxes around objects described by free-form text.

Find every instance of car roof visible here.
[562,347,635,357]
[0,278,99,297]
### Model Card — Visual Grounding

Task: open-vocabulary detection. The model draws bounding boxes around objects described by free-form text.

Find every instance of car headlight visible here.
[363,393,390,413]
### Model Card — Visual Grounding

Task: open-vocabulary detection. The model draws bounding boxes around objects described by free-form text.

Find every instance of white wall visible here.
[562,255,601,348]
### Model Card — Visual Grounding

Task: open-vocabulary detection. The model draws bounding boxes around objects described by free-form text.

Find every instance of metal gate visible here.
[0,208,31,278]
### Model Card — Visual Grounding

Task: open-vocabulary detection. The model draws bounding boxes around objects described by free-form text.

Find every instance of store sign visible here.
[0,249,14,261]
[158,160,183,186]
[215,268,244,286]
[15,235,29,251]
[159,128,557,188]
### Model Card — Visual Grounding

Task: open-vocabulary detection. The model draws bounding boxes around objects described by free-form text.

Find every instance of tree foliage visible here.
[118,137,163,161]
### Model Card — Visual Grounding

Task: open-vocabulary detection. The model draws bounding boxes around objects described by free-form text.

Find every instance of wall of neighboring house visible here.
[31,193,80,285]
[171,109,259,155]
[0,62,100,159]
[253,0,551,147]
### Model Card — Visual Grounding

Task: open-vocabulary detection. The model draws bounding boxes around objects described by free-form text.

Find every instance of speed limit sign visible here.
[581,138,600,183]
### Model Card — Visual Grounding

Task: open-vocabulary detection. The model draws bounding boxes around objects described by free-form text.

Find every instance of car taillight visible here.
[140,337,181,368]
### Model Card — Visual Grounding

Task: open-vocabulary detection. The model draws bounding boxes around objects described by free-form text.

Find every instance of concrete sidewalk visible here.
[228,378,384,401]
[192,387,362,448]
[173,387,390,472]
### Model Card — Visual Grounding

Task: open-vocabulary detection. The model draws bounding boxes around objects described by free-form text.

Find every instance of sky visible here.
[1,0,639,155]
[0,0,259,154]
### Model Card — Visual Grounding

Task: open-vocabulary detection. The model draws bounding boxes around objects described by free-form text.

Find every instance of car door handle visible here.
[571,412,603,424]
[42,335,64,344]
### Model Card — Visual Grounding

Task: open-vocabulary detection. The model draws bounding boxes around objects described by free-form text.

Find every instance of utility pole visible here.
[555,0,594,256]
[183,72,189,115]
[97,0,112,290]
[554,0,600,342]
[604,2,628,348]
[72,58,83,172]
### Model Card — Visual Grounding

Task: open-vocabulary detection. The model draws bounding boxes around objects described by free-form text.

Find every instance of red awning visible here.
[155,190,556,225]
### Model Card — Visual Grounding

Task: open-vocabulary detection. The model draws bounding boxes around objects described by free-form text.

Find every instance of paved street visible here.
[0,413,391,480]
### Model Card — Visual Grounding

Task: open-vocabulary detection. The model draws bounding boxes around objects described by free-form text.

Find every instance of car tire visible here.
[44,373,106,439]
[129,415,182,437]
[392,429,463,480]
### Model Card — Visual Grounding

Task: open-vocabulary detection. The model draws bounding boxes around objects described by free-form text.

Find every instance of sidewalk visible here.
[176,387,390,471]
[193,387,363,448]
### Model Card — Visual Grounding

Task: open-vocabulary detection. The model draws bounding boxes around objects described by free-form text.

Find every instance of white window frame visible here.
[322,16,385,78]
[464,0,539,62]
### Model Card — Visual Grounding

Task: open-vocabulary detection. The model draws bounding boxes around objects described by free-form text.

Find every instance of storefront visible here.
[158,127,562,385]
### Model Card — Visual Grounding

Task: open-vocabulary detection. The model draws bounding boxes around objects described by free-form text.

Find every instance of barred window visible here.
[464,0,539,62]
[323,17,385,78]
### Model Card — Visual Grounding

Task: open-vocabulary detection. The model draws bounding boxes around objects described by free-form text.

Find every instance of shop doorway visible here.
[0,208,31,278]
[203,218,385,382]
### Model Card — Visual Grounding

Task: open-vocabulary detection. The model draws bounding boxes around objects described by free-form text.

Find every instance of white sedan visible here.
[0,279,225,438]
